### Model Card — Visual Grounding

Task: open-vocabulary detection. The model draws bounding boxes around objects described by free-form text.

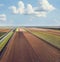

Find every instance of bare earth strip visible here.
[0,32,17,62]
[23,31,60,62]
[0,28,60,62]
[0,29,11,32]
[0,31,40,62]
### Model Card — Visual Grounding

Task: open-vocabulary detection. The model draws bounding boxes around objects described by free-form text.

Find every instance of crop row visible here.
[0,30,14,52]
[26,29,60,49]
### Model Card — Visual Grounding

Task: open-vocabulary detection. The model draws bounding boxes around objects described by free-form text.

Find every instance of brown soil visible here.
[0,29,11,32]
[23,31,60,62]
[0,32,40,62]
[28,28,60,36]
[0,28,60,62]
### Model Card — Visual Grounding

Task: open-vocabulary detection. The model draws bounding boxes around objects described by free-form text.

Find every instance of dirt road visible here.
[0,30,40,62]
[0,28,60,62]
[23,31,60,62]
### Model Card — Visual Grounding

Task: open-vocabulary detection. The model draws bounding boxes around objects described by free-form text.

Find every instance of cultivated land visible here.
[0,32,6,37]
[0,29,11,32]
[0,31,13,52]
[0,28,10,37]
[28,28,60,36]
[0,28,11,37]
[26,28,60,49]
[0,28,14,53]
[0,28,60,62]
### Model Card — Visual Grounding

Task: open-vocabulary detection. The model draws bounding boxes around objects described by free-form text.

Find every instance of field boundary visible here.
[0,32,8,40]
[0,32,15,59]
[25,29,60,50]
[0,30,14,55]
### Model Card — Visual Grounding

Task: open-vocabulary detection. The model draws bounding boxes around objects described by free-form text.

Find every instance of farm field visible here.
[0,28,11,32]
[28,28,60,36]
[0,28,60,62]
[0,28,14,52]
[0,0,60,62]
[0,32,6,37]
[0,31,13,52]
[26,28,60,49]
[0,28,11,37]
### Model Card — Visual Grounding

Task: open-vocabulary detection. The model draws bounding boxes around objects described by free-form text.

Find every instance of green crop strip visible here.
[0,31,13,51]
[28,30,60,49]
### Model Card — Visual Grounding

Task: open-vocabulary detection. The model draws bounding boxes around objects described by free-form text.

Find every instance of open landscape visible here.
[0,27,60,62]
[0,0,60,62]
[0,28,10,38]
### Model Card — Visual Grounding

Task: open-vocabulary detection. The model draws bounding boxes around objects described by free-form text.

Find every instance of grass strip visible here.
[27,29,60,49]
[0,31,13,51]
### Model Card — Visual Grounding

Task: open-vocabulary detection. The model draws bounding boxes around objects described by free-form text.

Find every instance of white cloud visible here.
[34,12,47,17]
[10,1,25,14]
[0,14,6,21]
[9,0,55,17]
[9,6,18,14]
[38,0,55,11]
[18,1,25,14]
[26,4,34,14]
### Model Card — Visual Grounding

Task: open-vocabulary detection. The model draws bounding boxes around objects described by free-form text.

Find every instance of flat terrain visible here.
[0,28,60,62]
[0,29,11,32]
[0,32,6,37]
[28,28,60,36]
[27,28,60,48]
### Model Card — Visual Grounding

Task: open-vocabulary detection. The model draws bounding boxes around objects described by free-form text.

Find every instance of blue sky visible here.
[0,0,60,26]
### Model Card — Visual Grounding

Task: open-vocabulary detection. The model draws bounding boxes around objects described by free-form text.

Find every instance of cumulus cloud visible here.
[9,0,55,17]
[9,6,18,14]
[0,14,6,21]
[26,4,34,14]
[34,12,47,17]
[38,0,55,11]
[18,1,25,14]
[10,1,25,14]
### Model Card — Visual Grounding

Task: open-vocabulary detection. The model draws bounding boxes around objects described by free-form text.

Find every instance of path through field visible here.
[0,28,60,62]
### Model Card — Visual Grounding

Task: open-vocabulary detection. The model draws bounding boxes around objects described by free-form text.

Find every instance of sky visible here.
[0,0,60,26]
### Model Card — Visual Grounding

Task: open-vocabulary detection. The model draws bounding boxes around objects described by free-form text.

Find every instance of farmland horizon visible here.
[0,26,60,28]
[0,27,60,62]
[0,0,60,62]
